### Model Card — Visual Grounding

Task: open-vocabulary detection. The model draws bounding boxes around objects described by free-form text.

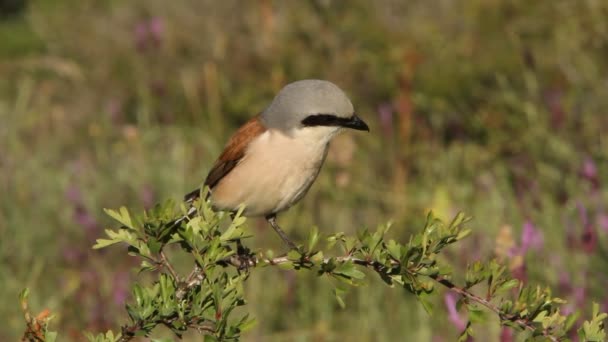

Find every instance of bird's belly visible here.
[210,132,328,217]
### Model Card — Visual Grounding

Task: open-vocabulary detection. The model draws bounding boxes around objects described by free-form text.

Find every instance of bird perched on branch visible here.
[183,79,369,249]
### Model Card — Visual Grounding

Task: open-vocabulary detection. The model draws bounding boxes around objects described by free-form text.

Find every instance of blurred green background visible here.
[1,0,607,341]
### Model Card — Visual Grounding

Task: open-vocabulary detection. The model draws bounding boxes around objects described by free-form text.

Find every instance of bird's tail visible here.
[184,187,204,203]
[171,205,198,226]
[169,187,210,227]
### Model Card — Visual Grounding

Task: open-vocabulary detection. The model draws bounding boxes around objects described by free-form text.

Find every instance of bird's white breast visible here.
[210,127,334,216]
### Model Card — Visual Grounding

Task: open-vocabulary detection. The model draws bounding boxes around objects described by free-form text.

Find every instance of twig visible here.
[117,262,207,342]
[159,249,179,280]
[20,293,51,342]
[176,264,205,299]
[218,254,558,342]
[117,322,141,342]
[117,316,216,342]
[430,274,557,342]
[113,248,559,342]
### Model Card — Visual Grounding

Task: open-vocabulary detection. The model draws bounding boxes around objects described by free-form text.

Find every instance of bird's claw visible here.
[234,240,255,273]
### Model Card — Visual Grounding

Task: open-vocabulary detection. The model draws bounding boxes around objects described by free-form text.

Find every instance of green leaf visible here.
[307,226,320,252]
[496,279,519,294]
[579,302,608,341]
[93,229,138,250]
[147,238,162,254]
[310,251,324,263]
[456,228,472,241]
[551,297,567,304]
[386,239,401,260]
[236,315,257,333]
[204,334,219,342]
[533,310,547,323]
[92,238,121,249]
[333,262,365,280]
[19,288,29,303]
[564,311,581,331]
[45,331,58,342]
[139,260,157,273]
[344,236,358,253]
[457,322,473,342]
[449,212,471,229]
[287,249,302,260]
[334,286,348,309]
[416,291,434,314]
[84,331,120,342]
[104,207,135,230]
[220,211,247,241]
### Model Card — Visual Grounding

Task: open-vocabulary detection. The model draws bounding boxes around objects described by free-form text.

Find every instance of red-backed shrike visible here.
[184,79,369,249]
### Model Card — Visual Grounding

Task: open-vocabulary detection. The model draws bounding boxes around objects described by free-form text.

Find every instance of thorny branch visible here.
[20,294,51,342]
[430,275,558,342]
[69,203,606,342]
[217,253,559,342]
[159,249,178,279]
[117,316,215,342]
[116,260,209,342]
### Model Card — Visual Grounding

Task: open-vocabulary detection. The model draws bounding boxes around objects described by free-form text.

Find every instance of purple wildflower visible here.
[577,202,589,227]
[578,202,598,253]
[140,184,155,210]
[444,293,466,331]
[520,221,544,253]
[558,272,573,294]
[106,99,124,124]
[504,221,543,282]
[500,326,514,342]
[572,285,587,311]
[74,205,100,236]
[65,183,100,238]
[377,103,394,137]
[148,17,164,44]
[581,157,599,190]
[65,183,82,204]
[113,271,130,305]
[511,262,527,283]
[543,88,565,129]
[581,225,597,254]
[150,79,166,97]
[134,17,164,52]
[582,157,598,181]
[134,23,148,51]
[598,213,608,233]
[62,244,85,265]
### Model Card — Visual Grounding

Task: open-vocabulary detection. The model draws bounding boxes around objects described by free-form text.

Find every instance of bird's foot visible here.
[233,240,256,273]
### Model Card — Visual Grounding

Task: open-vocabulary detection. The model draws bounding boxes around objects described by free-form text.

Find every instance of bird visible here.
[182,79,369,250]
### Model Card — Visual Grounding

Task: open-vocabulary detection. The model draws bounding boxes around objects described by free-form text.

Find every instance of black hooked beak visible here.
[342,114,370,132]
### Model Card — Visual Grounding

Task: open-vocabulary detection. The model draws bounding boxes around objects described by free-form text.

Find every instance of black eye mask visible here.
[301,113,369,131]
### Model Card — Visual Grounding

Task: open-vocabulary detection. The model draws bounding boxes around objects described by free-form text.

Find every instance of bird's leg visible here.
[228,212,254,271]
[265,214,299,251]
[236,238,246,255]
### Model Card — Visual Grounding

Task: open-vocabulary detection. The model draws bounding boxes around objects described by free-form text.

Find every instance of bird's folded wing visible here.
[184,114,266,202]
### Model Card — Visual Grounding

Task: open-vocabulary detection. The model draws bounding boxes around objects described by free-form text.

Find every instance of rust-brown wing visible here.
[184,114,266,202]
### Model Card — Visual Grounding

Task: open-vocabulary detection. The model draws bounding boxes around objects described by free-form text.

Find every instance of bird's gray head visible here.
[261,80,369,135]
